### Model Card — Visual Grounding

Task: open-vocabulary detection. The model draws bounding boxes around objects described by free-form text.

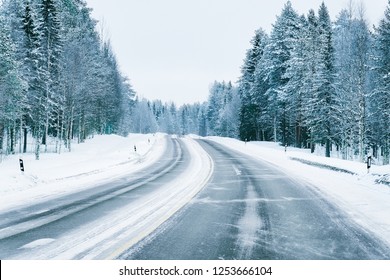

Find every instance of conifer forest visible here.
[1,0,390,165]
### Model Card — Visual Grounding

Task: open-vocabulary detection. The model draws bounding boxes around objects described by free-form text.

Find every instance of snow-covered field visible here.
[207,136,390,246]
[0,133,165,211]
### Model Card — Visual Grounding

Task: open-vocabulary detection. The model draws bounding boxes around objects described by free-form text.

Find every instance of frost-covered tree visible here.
[259,1,300,145]
[206,81,239,137]
[371,0,390,164]
[333,7,370,161]
[0,0,136,160]
[131,98,158,134]
[238,28,268,141]
[0,14,25,157]
[302,3,336,157]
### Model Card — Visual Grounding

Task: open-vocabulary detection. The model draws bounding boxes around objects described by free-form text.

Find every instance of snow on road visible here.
[10,137,213,259]
[0,133,165,212]
[207,136,390,246]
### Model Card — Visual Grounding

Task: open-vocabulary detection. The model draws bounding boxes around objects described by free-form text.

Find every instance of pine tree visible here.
[371,0,390,164]
[303,2,336,157]
[333,8,370,161]
[238,28,268,141]
[0,14,24,157]
[39,0,63,154]
[258,1,300,145]
[282,13,309,148]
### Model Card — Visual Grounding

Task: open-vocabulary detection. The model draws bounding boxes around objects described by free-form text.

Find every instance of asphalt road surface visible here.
[122,139,390,260]
[0,136,190,259]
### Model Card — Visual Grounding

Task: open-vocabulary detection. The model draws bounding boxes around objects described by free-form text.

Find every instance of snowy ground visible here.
[0,133,213,259]
[1,133,390,258]
[0,133,165,212]
[206,136,390,246]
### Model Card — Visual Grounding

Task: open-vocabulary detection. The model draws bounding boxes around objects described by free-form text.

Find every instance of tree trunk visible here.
[23,127,28,153]
[273,115,277,142]
[10,124,15,154]
[58,110,64,154]
[325,138,331,158]
[0,123,4,161]
[44,112,49,153]
[68,106,74,152]
[311,142,315,154]
[35,128,41,160]
[19,114,23,154]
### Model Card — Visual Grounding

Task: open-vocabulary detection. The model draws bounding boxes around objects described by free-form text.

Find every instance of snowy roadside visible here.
[0,133,166,212]
[11,137,213,259]
[206,136,390,245]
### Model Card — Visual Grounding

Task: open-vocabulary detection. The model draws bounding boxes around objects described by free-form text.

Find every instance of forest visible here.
[131,1,390,165]
[0,0,135,160]
[1,1,390,165]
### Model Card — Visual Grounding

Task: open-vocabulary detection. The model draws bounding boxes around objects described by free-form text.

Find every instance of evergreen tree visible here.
[238,28,268,141]
[258,1,300,144]
[334,8,370,161]
[0,14,25,157]
[303,2,336,157]
[372,0,390,164]
[38,0,63,155]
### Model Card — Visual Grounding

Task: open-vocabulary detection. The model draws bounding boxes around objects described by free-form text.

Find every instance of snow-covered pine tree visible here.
[258,1,300,145]
[38,0,63,155]
[305,2,336,157]
[219,85,240,138]
[333,7,370,161]
[198,103,208,137]
[238,28,268,141]
[131,98,158,134]
[371,0,390,164]
[281,13,310,148]
[0,13,25,157]
[207,81,225,135]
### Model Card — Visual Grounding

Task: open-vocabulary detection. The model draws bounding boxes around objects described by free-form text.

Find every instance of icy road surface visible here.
[0,136,212,259]
[123,140,390,260]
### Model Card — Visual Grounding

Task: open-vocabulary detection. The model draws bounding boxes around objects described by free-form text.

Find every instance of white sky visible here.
[85,0,388,105]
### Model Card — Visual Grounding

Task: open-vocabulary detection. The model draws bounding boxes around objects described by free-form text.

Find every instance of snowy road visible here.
[0,136,212,259]
[122,139,390,260]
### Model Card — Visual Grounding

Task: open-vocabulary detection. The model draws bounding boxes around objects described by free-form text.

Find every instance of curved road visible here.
[0,136,191,259]
[122,139,390,260]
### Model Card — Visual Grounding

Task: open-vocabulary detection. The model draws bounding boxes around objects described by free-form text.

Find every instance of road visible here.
[0,136,198,259]
[122,139,390,260]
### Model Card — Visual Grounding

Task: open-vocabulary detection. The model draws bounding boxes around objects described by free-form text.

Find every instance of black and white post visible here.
[19,158,25,173]
[367,156,372,173]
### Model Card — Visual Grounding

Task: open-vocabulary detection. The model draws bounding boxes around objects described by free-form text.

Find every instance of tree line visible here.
[0,0,135,160]
[2,0,389,166]
[236,1,390,164]
[131,1,390,165]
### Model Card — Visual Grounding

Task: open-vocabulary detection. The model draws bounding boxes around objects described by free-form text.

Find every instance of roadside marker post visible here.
[19,158,25,173]
[367,156,372,173]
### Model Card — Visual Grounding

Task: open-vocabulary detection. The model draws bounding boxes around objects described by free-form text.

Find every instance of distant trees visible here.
[127,0,389,165]
[207,81,240,138]
[0,0,135,160]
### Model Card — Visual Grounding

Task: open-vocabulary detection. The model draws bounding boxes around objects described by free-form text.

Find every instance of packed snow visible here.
[3,136,213,259]
[0,133,165,211]
[207,136,390,245]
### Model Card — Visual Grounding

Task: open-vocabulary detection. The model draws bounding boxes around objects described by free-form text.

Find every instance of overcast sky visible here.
[85,0,388,105]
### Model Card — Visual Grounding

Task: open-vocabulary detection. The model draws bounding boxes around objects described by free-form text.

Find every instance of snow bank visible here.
[0,133,165,212]
[206,136,390,245]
